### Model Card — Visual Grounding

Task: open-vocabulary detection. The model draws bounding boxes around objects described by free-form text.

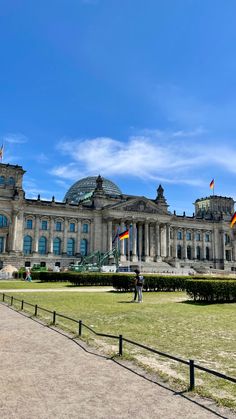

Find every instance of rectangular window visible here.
[26,219,33,229]
[41,220,48,230]
[177,231,182,240]
[186,232,191,240]
[55,221,62,231]
[82,223,89,233]
[196,233,200,241]
[205,233,210,242]
[69,223,75,232]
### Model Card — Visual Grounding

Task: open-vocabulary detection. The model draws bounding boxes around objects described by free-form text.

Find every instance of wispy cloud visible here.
[2,133,28,144]
[49,129,233,186]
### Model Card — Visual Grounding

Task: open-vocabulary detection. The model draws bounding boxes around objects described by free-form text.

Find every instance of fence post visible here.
[52,311,56,324]
[78,320,82,336]
[21,300,24,310]
[119,334,123,356]
[35,304,38,316]
[189,359,195,390]
[11,296,13,306]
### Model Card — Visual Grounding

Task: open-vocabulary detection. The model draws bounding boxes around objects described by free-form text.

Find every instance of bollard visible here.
[78,320,82,336]
[3,293,5,302]
[189,359,195,390]
[11,296,13,306]
[21,300,24,310]
[35,304,38,316]
[52,311,56,324]
[119,334,123,356]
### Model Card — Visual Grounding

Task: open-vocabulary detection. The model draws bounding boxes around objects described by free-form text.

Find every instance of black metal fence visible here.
[1,292,236,392]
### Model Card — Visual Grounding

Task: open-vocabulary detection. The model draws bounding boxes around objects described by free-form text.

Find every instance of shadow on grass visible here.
[179,299,235,306]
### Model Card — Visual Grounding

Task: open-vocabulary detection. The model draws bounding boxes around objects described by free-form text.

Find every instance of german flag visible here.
[118,229,129,240]
[230,212,236,228]
[209,179,214,189]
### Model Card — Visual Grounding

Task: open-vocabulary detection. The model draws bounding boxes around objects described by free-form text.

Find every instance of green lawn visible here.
[2,289,236,410]
[0,280,73,289]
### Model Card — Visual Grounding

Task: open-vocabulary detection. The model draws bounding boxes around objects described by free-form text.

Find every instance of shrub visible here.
[186,279,236,303]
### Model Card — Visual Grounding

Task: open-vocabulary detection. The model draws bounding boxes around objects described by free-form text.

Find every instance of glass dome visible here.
[63,176,122,204]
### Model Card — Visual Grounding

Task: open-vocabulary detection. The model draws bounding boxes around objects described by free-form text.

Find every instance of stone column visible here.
[89,221,94,253]
[107,220,113,252]
[11,211,18,251]
[120,221,126,261]
[192,229,196,259]
[33,216,40,253]
[166,224,170,257]
[138,223,143,261]
[132,222,138,262]
[201,230,205,260]
[183,229,187,260]
[221,230,225,263]
[155,222,160,260]
[144,222,149,261]
[48,217,54,253]
[76,220,82,254]
[173,227,177,258]
[63,219,69,254]
[149,223,155,259]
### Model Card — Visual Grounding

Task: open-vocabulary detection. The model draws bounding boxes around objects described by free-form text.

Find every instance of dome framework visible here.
[63,176,122,204]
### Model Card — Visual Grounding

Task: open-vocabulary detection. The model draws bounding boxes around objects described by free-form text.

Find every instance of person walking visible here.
[25,269,32,282]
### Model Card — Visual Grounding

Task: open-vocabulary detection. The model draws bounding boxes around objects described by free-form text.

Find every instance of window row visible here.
[25,219,89,233]
[176,231,211,242]
[176,245,210,260]
[23,236,88,256]
[0,176,15,186]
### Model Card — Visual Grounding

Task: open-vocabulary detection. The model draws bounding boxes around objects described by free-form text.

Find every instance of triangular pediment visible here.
[107,197,163,214]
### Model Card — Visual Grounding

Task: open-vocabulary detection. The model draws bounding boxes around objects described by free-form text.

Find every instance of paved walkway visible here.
[0,304,234,419]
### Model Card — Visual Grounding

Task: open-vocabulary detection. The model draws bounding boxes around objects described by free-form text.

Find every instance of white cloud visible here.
[2,133,28,144]
[50,131,223,186]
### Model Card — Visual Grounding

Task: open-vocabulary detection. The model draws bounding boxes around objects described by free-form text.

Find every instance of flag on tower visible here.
[118,229,129,240]
[0,144,4,161]
[230,212,236,228]
[209,179,214,189]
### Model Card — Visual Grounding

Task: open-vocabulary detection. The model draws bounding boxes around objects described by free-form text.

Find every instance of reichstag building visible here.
[0,162,235,273]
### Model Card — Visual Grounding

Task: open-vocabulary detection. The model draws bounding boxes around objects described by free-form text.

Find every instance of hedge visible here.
[186,280,236,303]
[112,274,189,292]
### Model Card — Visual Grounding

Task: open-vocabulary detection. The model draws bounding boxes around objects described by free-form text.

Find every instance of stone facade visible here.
[0,163,235,273]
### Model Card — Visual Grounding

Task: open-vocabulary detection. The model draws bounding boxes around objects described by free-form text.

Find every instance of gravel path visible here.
[0,303,234,419]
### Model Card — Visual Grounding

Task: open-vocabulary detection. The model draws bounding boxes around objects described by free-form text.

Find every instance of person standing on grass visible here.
[133,269,144,302]
[25,269,32,282]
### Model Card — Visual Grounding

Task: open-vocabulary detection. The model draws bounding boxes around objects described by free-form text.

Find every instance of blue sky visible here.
[1,0,236,214]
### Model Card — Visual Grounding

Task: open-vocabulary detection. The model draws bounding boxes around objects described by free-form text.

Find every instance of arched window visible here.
[0,176,5,185]
[196,246,201,260]
[38,236,47,254]
[187,245,192,260]
[8,177,15,186]
[0,215,8,228]
[53,237,61,255]
[80,238,88,256]
[67,238,75,256]
[177,244,182,259]
[206,246,210,260]
[23,235,32,254]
